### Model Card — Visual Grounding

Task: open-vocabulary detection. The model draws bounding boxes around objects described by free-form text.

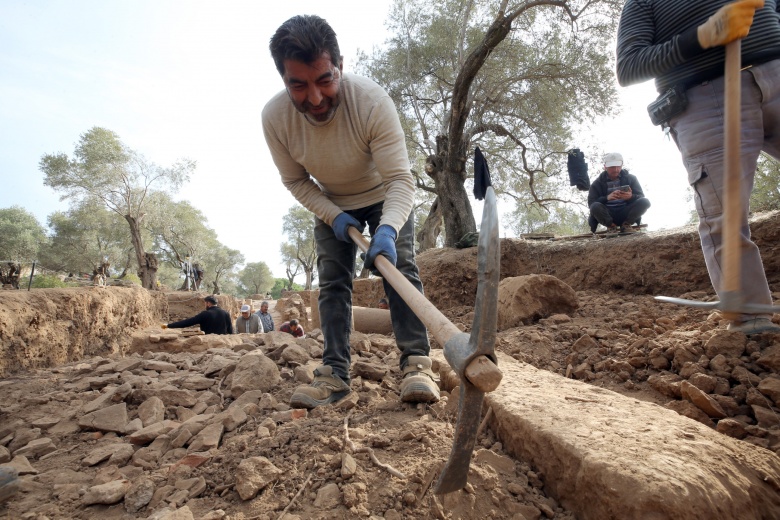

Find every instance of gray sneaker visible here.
[290,365,351,409]
[400,356,440,403]
[727,317,780,335]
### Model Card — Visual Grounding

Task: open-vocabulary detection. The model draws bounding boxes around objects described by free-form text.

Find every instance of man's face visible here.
[241,311,250,319]
[282,52,342,123]
[606,165,622,180]
[261,304,268,313]
[290,323,298,331]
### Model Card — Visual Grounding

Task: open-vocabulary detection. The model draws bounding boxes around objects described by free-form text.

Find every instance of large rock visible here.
[78,403,128,433]
[229,352,280,398]
[758,377,780,406]
[234,456,283,500]
[82,479,131,506]
[497,275,578,330]
[680,380,727,419]
[758,345,780,372]
[138,396,166,427]
[703,330,747,358]
[433,351,780,520]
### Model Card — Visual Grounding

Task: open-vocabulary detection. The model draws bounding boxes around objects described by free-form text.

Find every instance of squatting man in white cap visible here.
[235,304,264,334]
[587,152,652,234]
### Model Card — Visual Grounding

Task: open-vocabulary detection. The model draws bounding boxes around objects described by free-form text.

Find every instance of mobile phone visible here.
[620,185,630,192]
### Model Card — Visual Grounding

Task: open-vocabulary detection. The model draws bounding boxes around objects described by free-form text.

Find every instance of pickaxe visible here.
[347,148,501,494]
[656,40,779,317]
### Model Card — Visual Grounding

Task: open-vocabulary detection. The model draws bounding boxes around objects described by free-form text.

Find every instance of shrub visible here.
[30,274,68,288]
[121,273,142,285]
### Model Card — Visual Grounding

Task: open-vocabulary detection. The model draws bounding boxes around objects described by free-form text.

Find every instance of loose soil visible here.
[1,212,780,520]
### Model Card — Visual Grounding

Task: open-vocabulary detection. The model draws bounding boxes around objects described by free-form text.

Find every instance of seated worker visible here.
[588,152,651,233]
[163,295,232,335]
[378,298,389,310]
[235,304,264,334]
[279,319,304,338]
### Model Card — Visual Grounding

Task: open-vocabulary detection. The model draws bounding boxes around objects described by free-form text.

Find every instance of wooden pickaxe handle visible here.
[721,40,742,321]
[348,226,501,393]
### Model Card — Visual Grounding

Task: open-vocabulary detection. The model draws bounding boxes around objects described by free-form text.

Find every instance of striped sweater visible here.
[616,0,780,93]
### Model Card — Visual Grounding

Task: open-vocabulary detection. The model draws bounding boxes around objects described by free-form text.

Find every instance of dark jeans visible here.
[589,197,651,228]
[315,201,430,383]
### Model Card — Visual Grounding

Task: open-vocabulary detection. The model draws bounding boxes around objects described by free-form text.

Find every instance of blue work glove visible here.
[363,225,397,274]
[331,212,364,243]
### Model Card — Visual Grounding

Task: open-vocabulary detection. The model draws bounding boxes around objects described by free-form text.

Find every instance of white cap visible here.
[603,152,623,168]
[240,304,251,313]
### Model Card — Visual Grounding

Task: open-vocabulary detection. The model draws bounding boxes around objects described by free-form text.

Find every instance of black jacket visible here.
[587,169,646,206]
[168,305,232,335]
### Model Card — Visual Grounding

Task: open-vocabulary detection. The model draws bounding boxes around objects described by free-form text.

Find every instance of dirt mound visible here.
[0,286,166,377]
[2,213,780,519]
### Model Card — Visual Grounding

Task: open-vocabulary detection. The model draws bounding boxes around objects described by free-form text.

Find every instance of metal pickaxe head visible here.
[433,184,501,494]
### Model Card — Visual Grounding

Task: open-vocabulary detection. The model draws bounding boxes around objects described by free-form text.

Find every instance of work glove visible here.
[363,225,397,275]
[331,212,364,243]
[697,0,764,49]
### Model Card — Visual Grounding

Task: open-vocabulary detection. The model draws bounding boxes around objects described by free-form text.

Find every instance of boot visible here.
[400,355,440,403]
[290,365,351,409]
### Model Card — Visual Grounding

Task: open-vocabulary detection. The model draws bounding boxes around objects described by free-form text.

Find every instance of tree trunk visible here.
[429,136,476,247]
[416,197,443,253]
[305,268,313,290]
[125,214,156,289]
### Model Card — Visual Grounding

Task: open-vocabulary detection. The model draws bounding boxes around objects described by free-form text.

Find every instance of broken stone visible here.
[2,455,38,475]
[129,420,179,445]
[214,407,247,432]
[230,352,281,398]
[474,449,516,475]
[497,275,578,330]
[681,381,726,419]
[753,405,780,429]
[124,476,155,513]
[8,427,41,454]
[82,478,130,506]
[78,403,128,433]
[758,377,780,406]
[187,422,223,452]
[314,482,341,509]
[703,330,746,358]
[108,443,136,466]
[352,361,388,382]
[82,443,119,466]
[234,456,283,500]
[15,437,56,461]
[341,453,357,479]
[138,396,166,426]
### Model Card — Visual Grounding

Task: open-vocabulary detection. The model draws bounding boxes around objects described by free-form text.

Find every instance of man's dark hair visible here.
[269,15,341,76]
[204,295,218,305]
[289,319,299,326]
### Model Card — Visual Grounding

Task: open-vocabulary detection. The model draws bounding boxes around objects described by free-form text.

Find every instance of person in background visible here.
[163,295,232,335]
[279,319,304,338]
[378,298,389,310]
[235,304,264,334]
[616,0,780,334]
[255,300,275,332]
[588,152,651,234]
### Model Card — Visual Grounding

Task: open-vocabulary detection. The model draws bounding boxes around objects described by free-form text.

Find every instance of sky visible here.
[0,1,693,283]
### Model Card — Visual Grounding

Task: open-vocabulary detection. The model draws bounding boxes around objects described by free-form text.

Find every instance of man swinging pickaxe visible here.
[348,147,502,494]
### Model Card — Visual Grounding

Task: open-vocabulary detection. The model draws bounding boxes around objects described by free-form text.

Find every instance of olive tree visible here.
[40,127,195,288]
[358,0,622,245]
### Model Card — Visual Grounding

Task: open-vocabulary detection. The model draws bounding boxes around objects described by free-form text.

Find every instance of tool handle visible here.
[349,227,460,344]
[349,227,500,392]
[722,40,742,320]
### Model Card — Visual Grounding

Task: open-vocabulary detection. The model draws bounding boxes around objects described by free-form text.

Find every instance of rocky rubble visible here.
[0,325,575,520]
[488,289,780,456]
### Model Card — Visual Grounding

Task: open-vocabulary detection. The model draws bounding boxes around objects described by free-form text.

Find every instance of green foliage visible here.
[30,274,67,288]
[750,153,780,213]
[38,199,131,275]
[121,272,142,285]
[282,205,317,289]
[505,200,589,236]
[238,262,274,296]
[357,0,622,243]
[272,277,302,298]
[39,126,196,289]
[0,206,47,262]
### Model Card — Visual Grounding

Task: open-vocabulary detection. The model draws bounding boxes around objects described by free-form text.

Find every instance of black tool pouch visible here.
[647,85,688,126]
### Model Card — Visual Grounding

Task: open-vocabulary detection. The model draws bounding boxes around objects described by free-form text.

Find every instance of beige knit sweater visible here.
[262,73,414,233]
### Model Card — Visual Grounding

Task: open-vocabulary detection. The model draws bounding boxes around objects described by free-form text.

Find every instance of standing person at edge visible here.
[617,0,780,335]
[163,295,233,335]
[262,15,439,409]
[255,301,274,332]
[588,152,651,234]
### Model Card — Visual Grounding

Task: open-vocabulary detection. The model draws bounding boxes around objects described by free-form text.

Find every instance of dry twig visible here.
[476,406,493,439]
[276,474,312,520]
[343,415,405,479]
[564,396,598,403]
